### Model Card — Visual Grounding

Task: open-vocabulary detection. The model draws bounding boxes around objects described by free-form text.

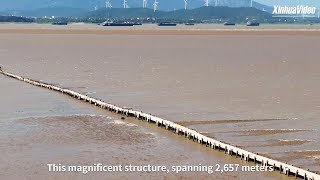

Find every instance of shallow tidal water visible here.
[0,75,289,180]
[0,24,319,178]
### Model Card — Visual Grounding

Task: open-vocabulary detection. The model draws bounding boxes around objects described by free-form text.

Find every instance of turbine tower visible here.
[143,0,147,8]
[153,0,158,12]
[123,0,129,8]
[250,0,253,7]
[204,0,209,7]
[184,0,188,10]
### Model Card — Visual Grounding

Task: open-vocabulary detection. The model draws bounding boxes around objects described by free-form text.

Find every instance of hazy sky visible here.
[256,0,319,7]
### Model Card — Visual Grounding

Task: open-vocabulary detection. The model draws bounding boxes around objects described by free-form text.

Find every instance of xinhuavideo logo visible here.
[272,5,317,17]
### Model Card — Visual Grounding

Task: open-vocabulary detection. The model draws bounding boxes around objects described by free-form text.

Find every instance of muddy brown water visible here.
[0,24,319,179]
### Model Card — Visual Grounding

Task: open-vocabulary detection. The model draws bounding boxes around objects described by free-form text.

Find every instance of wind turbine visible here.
[184,0,188,10]
[153,0,158,12]
[143,0,147,8]
[94,5,98,11]
[106,0,112,8]
[204,0,209,7]
[123,0,129,8]
[250,0,253,7]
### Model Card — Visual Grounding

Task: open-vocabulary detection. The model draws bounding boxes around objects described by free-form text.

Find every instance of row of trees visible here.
[0,15,34,22]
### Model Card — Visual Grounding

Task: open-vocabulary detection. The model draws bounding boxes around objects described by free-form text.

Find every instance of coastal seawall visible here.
[1,68,319,180]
